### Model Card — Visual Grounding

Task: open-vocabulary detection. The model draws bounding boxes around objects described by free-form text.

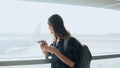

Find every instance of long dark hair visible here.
[48,14,71,39]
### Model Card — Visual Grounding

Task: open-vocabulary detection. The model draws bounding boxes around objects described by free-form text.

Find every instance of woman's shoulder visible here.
[69,36,82,46]
[69,36,78,42]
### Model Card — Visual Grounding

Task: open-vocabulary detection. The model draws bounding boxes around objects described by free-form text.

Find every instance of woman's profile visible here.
[39,14,83,68]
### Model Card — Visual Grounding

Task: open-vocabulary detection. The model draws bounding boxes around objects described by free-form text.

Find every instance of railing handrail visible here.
[0,54,120,66]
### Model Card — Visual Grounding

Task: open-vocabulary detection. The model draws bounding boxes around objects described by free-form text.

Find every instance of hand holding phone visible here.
[37,40,46,46]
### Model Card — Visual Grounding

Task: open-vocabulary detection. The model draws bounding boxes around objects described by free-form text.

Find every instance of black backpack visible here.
[64,37,92,68]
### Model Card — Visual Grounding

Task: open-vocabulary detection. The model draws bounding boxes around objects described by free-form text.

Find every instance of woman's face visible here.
[48,25,54,34]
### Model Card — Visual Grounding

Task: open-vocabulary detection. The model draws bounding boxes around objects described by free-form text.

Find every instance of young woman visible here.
[40,14,83,68]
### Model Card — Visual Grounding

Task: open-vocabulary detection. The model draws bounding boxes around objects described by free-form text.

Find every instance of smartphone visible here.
[38,41,43,46]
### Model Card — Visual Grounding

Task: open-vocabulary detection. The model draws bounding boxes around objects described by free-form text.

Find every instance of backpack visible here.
[64,37,92,68]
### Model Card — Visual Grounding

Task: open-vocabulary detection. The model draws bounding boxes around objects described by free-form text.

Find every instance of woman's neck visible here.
[56,37,60,44]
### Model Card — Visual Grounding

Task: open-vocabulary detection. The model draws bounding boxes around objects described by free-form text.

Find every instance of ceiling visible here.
[21,0,120,10]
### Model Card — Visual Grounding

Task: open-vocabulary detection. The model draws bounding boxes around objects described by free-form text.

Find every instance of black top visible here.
[49,37,82,68]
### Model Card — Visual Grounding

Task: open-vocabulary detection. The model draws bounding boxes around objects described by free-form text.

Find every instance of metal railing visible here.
[0,54,120,66]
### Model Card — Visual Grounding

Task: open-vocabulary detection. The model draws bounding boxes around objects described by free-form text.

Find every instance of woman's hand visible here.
[47,46,59,54]
[40,40,49,51]
[41,45,58,54]
[40,40,74,68]
[40,40,58,54]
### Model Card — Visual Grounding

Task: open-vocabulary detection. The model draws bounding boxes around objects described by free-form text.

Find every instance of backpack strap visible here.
[63,37,71,51]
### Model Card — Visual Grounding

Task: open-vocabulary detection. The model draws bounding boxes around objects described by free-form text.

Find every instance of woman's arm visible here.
[40,40,75,67]
[45,46,75,68]
[54,48,75,68]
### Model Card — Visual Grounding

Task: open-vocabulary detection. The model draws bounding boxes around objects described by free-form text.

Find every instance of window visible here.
[0,0,120,61]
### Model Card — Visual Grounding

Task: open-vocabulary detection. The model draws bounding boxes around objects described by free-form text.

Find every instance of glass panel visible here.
[0,0,120,60]
[91,58,120,68]
[0,64,51,68]
[73,34,120,56]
